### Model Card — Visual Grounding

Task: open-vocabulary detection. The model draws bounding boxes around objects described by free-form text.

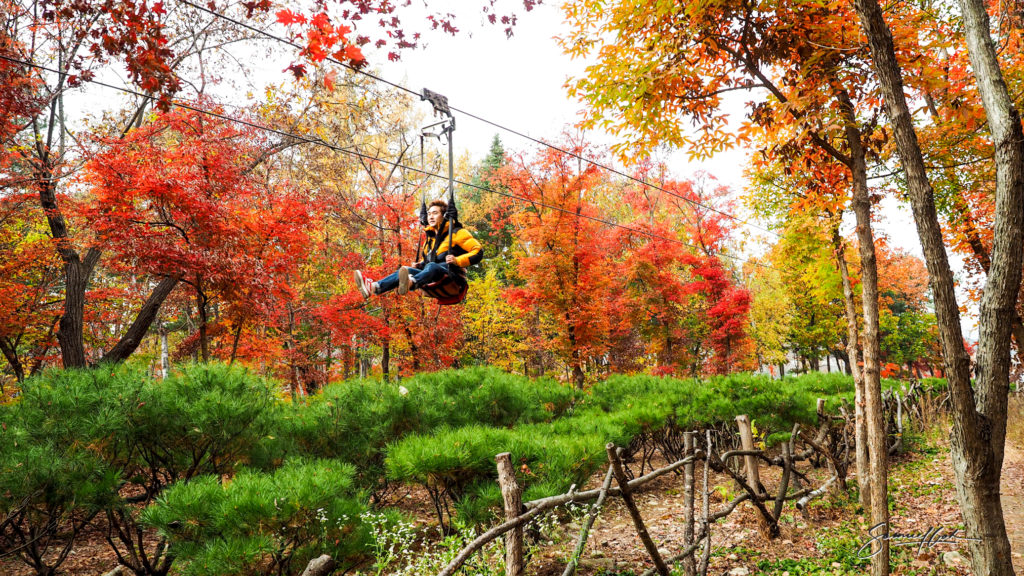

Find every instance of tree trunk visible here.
[228,319,243,366]
[852,0,1021,572]
[59,256,94,367]
[35,157,106,368]
[952,0,1024,571]
[160,322,169,379]
[405,326,421,371]
[568,317,584,390]
[832,227,871,511]
[836,351,851,375]
[837,91,889,575]
[947,188,1024,367]
[324,330,332,381]
[196,285,209,363]
[0,337,25,382]
[100,277,180,364]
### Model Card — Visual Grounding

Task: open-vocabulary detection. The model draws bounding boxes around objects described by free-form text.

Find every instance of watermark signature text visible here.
[857,522,981,558]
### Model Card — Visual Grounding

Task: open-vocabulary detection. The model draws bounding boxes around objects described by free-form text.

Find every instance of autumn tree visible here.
[618,175,752,376]
[2,0,287,369]
[618,220,704,376]
[501,135,620,389]
[875,244,939,376]
[563,1,904,564]
[0,194,60,388]
[852,0,1024,569]
[743,260,792,376]
[460,268,528,371]
[83,105,312,365]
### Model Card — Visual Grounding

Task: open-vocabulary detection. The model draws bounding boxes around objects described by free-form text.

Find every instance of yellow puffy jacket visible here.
[418,221,483,270]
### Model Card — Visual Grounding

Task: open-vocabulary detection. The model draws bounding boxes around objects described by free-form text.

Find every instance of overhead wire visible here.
[172,0,779,239]
[0,53,775,270]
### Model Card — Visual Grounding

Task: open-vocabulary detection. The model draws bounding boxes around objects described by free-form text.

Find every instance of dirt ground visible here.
[527,433,973,576]
[1002,397,1024,573]
[4,402,1023,576]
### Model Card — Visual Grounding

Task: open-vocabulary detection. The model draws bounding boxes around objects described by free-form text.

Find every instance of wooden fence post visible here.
[562,466,615,576]
[699,430,712,576]
[816,398,843,494]
[682,431,696,576]
[496,453,524,576]
[772,442,792,521]
[734,415,763,495]
[606,443,670,576]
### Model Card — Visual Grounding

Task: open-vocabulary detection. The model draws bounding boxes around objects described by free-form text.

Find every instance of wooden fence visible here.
[297,381,943,576]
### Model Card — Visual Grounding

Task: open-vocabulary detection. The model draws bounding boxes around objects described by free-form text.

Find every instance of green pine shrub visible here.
[106,363,283,576]
[587,373,697,412]
[0,368,129,575]
[386,425,532,492]
[282,377,423,494]
[11,364,145,449]
[128,363,281,487]
[0,433,120,573]
[285,366,573,500]
[2,363,283,576]
[919,377,948,393]
[401,365,574,427]
[142,458,369,576]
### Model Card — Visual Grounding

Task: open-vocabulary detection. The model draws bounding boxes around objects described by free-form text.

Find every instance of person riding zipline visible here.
[354,199,483,300]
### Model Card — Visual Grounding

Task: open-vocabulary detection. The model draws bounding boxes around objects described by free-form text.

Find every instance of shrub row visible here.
[0,364,936,576]
[266,366,574,493]
[0,364,572,575]
[384,371,923,523]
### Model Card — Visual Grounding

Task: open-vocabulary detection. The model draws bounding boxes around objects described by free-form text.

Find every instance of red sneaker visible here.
[354,270,375,299]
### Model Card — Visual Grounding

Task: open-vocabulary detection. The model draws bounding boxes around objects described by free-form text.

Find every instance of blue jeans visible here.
[376,262,452,294]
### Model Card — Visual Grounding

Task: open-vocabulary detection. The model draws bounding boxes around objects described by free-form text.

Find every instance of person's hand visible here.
[446,255,457,265]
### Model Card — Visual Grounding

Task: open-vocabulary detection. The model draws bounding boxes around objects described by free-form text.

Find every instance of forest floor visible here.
[529,397,1024,576]
[524,428,972,576]
[4,399,1022,576]
[1002,396,1024,572]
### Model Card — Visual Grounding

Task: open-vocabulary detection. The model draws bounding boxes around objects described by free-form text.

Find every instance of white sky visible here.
[374,2,751,184]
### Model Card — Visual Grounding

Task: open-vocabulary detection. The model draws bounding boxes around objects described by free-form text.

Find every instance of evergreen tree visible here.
[460,135,517,282]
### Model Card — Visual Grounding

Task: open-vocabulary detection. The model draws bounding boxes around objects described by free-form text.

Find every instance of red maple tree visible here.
[82,104,313,363]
